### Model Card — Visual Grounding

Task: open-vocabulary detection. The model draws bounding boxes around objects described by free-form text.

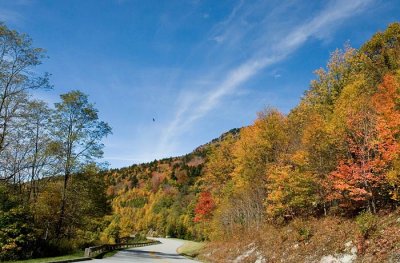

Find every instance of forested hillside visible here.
[100,128,240,241]
[102,23,400,261]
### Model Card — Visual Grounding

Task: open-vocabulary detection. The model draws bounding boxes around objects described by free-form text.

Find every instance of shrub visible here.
[356,210,378,238]
[0,207,37,260]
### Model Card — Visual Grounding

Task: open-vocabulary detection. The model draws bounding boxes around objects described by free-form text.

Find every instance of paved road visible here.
[92,238,198,263]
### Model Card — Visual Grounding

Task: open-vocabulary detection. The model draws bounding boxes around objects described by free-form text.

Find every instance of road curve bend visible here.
[92,238,199,263]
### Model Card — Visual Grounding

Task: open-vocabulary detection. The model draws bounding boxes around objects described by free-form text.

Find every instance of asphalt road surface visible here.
[91,238,199,263]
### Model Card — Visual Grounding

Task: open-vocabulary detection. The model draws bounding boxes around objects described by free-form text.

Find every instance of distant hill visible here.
[101,128,240,240]
[194,127,241,152]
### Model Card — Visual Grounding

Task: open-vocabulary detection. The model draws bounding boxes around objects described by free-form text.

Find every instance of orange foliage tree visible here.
[194,192,215,222]
[329,74,400,213]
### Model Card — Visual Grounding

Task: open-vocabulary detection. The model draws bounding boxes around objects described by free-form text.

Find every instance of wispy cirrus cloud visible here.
[156,0,374,156]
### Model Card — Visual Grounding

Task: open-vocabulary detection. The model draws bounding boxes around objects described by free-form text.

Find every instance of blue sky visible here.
[1,0,399,168]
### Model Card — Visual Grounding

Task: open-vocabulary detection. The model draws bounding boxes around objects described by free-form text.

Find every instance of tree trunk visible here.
[56,170,69,238]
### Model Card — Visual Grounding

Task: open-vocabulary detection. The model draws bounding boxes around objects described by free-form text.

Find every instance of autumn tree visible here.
[266,164,318,218]
[305,46,356,115]
[232,108,288,188]
[51,90,111,237]
[360,23,400,85]
[210,109,289,231]
[328,73,400,213]
[194,192,215,222]
[372,74,400,202]
[201,134,236,199]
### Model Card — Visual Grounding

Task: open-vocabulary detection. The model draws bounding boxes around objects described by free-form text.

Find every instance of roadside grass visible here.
[10,251,85,263]
[177,240,205,258]
[93,249,120,259]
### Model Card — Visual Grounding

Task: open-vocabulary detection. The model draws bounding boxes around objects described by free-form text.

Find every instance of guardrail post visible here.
[84,247,91,258]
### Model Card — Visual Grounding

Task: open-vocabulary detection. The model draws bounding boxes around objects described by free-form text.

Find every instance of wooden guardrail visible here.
[84,240,161,258]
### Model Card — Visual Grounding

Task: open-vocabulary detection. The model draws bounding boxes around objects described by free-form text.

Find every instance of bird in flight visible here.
[153,118,155,122]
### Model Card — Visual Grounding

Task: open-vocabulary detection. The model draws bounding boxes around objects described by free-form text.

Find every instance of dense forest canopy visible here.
[1,21,400,261]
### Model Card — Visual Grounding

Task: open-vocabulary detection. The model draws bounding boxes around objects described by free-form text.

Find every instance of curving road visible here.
[91,238,199,263]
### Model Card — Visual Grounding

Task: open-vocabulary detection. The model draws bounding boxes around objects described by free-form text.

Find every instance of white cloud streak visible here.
[157,0,373,156]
